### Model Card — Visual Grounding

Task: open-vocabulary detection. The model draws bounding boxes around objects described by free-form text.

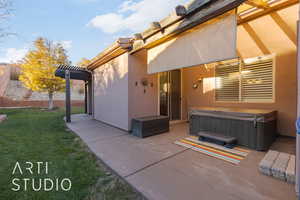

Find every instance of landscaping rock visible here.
[271,152,290,181]
[259,150,296,184]
[0,114,7,123]
[285,155,296,184]
[259,150,279,176]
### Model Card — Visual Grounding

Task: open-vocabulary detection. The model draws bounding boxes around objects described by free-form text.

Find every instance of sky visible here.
[0,0,189,64]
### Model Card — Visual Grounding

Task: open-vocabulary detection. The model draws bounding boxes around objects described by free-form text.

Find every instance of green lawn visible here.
[0,107,142,200]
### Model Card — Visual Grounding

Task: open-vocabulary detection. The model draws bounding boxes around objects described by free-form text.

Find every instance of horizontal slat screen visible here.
[241,59,273,102]
[215,63,239,101]
[215,56,274,102]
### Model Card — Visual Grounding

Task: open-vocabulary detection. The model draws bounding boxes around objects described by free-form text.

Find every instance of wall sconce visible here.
[141,78,148,87]
[192,78,203,89]
[141,78,149,93]
[192,83,199,89]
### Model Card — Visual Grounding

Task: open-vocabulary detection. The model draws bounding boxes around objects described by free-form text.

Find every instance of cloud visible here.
[88,0,188,34]
[54,40,73,50]
[0,48,28,63]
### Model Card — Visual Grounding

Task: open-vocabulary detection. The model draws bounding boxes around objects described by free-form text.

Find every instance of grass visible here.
[0,107,142,200]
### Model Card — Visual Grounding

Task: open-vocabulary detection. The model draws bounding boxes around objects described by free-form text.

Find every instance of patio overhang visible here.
[55,65,93,122]
[55,64,91,81]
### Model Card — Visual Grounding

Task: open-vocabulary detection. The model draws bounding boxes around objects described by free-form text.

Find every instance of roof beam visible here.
[242,22,271,54]
[270,12,297,46]
[245,0,269,9]
[238,0,298,25]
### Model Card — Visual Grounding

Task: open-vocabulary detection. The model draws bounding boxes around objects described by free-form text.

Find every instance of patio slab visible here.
[127,149,296,200]
[67,114,127,143]
[87,123,188,177]
[67,114,297,200]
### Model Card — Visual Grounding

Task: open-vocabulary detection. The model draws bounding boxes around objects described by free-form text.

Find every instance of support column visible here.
[84,81,88,114]
[65,70,71,123]
[88,80,93,115]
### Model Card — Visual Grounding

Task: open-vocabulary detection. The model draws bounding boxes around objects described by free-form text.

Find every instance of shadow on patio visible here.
[67,114,296,200]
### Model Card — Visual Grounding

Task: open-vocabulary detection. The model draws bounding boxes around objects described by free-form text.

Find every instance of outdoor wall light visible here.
[141,78,148,87]
[193,83,199,89]
[192,78,203,89]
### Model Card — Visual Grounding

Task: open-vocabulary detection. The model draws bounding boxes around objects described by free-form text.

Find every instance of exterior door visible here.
[159,70,181,120]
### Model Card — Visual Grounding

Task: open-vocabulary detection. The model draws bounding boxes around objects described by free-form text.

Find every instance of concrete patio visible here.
[67,114,296,200]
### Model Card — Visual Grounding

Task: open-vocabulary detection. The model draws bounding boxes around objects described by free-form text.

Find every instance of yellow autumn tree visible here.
[19,37,71,110]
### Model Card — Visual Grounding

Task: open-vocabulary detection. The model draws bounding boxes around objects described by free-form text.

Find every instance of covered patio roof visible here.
[55,64,91,81]
[54,64,92,122]
[86,0,298,70]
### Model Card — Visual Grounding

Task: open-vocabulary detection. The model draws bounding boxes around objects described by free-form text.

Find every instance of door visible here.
[159,70,181,120]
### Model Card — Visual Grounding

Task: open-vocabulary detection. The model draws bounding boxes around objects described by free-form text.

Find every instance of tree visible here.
[77,58,91,67]
[19,37,71,110]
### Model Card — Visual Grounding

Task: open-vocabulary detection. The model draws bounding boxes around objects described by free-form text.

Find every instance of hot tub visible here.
[189,107,277,151]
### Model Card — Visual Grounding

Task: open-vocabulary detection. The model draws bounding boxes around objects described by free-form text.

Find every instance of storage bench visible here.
[131,116,169,138]
[189,107,277,151]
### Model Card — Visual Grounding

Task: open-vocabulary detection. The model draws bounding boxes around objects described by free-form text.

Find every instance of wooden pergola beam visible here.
[238,0,299,25]
[242,22,271,54]
[270,12,297,46]
[245,0,269,9]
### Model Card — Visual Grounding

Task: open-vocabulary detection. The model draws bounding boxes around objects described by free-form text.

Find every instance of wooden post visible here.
[84,81,88,114]
[88,80,93,115]
[65,70,71,123]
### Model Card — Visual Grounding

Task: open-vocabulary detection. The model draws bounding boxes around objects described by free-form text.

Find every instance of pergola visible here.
[55,64,92,122]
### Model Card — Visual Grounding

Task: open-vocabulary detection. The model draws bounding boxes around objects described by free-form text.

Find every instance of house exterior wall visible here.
[128,49,158,130]
[91,4,297,136]
[182,53,296,137]
[181,5,298,137]
[93,53,130,130]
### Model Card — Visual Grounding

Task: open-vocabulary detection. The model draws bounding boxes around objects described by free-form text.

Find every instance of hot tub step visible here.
[197,131,237,148]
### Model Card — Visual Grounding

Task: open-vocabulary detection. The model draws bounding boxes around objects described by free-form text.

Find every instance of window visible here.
[215,55,274,102]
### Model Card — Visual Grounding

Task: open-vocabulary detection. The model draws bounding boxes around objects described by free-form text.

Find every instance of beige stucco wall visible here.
[128,49,158,129]
[91,5,297,135]
[181,5,298,137]
[93,53,130,130]
[182,52,296,137]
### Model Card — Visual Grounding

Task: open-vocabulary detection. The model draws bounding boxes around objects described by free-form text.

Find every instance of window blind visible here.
[215,62,240,102]
[215,55,274,102]
[241,58,274,102]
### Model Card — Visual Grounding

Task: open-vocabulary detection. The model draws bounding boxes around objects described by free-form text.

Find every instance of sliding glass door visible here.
[159,70,181,120]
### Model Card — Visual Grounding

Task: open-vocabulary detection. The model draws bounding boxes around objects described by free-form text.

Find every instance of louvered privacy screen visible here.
[215,61,240,101]
[215,55,274,102]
